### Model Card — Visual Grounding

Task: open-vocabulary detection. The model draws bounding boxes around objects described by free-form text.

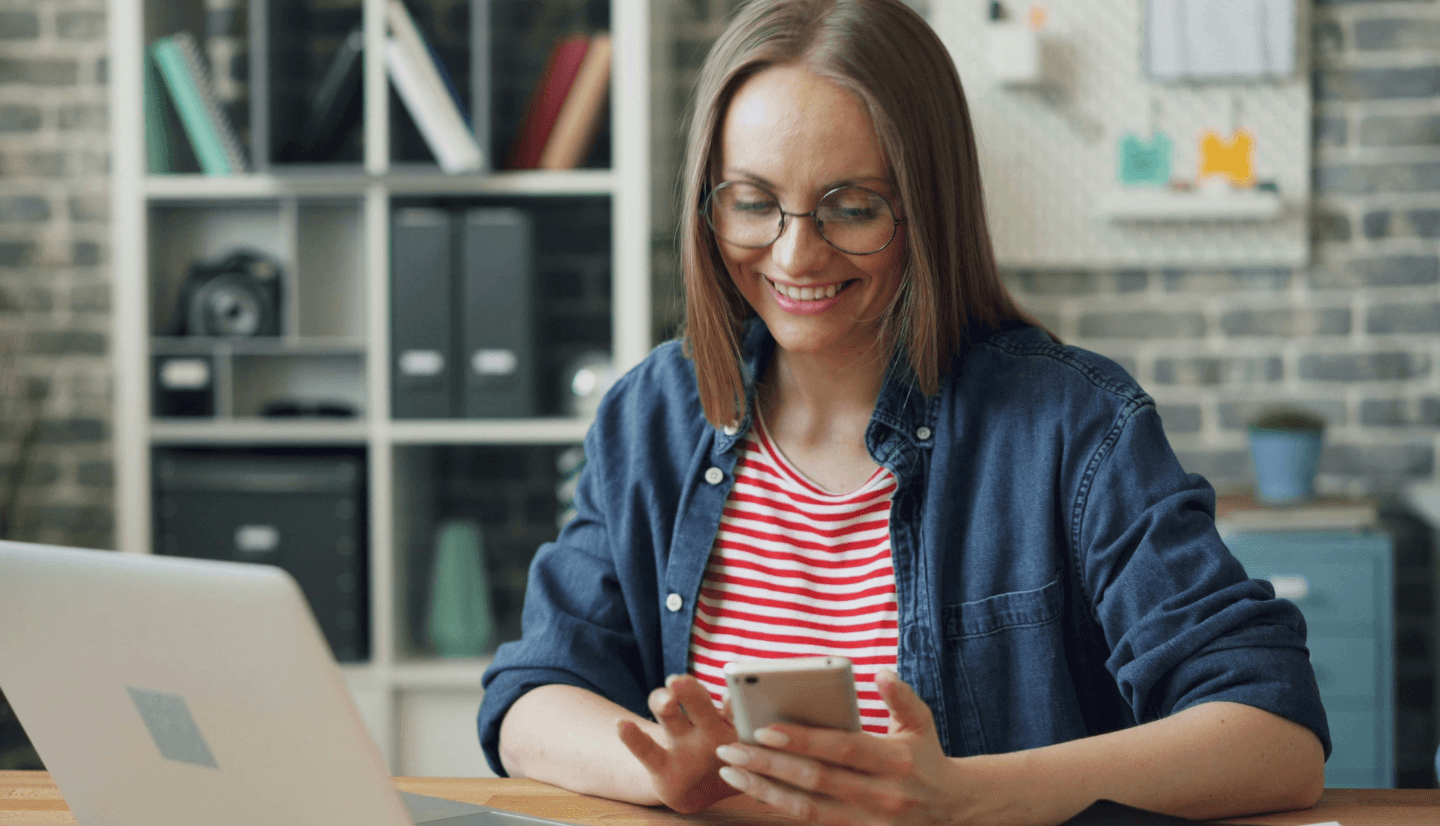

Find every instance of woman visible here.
[478,1,1328,823]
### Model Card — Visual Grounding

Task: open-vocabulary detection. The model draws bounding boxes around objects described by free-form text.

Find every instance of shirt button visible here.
[666,593,683,612]
[704,467,724,485]
[722,424,738,436]
[915,426,932,441]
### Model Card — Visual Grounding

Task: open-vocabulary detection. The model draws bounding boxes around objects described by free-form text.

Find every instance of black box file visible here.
[153,448,369,661]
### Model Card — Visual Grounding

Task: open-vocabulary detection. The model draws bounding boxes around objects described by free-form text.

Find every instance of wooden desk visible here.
[1,771,1437,825]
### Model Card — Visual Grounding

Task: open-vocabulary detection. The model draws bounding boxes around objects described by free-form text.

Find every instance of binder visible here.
[391,208,455,419]
[150,32,247,175]
[459,208,534,418]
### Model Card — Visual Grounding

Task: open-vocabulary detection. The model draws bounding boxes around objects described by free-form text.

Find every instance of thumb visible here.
[877,669,934,735]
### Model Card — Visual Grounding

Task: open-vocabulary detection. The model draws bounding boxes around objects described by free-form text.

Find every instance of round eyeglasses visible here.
[701,181,904,256]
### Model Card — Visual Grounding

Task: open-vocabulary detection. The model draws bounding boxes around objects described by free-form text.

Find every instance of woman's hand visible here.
[713,670,973,826]
[616,674,742,813]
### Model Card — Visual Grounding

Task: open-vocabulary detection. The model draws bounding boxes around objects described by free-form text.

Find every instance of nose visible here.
[768,212,832,276]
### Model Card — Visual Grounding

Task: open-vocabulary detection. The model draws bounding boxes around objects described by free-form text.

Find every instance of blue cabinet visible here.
[1222,530,1394,788]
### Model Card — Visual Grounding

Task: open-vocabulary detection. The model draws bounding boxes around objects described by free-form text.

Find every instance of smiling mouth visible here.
[768,279,848,301]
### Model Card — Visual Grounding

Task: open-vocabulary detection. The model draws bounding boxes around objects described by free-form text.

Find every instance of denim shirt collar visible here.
[713,319,937,475]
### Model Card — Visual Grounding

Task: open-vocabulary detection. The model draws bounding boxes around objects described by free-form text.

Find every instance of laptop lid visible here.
[0,541,419,826]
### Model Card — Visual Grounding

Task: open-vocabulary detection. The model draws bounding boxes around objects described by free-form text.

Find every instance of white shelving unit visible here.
[109,0,650,776]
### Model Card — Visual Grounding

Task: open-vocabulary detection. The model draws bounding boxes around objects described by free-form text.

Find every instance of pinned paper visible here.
[1118,132,1173,187]
[1198,129,1256,187]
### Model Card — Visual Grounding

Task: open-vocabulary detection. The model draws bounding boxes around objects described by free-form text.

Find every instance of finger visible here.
[719,741,912,820]
[648,685,691,736]
[876,669,935,735]
[668,674,724,725]
[718,765,866,826]
[720,690,734,723]
[757,724,912,777]
[617,719,670,775]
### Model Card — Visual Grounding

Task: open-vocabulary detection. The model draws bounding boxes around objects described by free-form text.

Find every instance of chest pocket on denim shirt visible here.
[940,573,1088,756]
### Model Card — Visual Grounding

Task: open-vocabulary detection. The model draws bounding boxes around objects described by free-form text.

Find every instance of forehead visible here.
[718,64,889,189]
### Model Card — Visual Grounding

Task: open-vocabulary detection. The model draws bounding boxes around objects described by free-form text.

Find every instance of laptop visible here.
[0,540,567,826]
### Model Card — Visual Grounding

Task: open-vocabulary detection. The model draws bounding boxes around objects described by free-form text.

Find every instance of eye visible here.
[819,188,887,223]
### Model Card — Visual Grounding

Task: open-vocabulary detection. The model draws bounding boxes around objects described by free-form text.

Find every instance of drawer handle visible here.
[1268,574,1310,601]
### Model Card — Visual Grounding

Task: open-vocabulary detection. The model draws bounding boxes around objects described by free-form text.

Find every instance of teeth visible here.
[773,281,841,301]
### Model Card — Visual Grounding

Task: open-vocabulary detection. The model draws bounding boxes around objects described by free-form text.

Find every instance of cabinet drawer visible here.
[1225,552,1376,628]
[1306,636,1378,699]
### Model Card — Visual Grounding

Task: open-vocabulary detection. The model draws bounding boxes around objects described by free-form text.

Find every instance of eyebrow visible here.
[722,168,892,193]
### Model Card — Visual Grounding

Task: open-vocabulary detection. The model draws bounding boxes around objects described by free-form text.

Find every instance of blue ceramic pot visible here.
[1248,427,1323,505]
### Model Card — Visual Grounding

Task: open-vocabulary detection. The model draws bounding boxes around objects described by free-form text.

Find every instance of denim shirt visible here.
[478,322,1330,775]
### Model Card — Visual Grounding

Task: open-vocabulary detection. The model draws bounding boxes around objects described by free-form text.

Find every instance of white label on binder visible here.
[159,358,211,389]
[473,349,518,376]
[398,349,445,377]
[235,524,280,554]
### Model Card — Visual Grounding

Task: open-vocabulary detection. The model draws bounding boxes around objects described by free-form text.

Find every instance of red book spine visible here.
[506,34,590,170]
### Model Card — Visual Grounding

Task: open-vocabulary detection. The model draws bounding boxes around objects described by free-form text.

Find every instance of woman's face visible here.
[714,64,905,363]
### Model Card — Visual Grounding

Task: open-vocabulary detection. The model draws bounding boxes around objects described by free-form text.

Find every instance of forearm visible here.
[964,702,1325,825]
[498,684,665,806]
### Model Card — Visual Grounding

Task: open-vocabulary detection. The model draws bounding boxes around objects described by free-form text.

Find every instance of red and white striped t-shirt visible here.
[686,416,900,734]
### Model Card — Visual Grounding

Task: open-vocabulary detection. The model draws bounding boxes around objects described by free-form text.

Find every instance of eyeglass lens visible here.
[705,182,897,255]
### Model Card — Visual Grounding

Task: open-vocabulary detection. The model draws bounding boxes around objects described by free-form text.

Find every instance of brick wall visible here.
[0,0,112,551]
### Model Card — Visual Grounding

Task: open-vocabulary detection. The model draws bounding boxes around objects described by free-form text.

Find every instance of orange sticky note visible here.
[1198,129,1256,188]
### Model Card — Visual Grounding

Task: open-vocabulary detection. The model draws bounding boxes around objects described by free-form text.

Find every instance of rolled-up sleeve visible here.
[1076,404,1331,757]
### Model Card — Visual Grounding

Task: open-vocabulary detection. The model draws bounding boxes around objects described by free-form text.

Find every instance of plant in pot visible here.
[1247,407,1326,505]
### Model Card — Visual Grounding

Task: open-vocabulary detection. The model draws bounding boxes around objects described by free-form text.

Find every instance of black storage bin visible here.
[153,448,369,661]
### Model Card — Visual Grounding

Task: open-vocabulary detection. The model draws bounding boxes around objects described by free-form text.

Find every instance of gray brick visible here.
[0,105,41,132]
[1299,352,1429,381]
[73,241,100,266]
[1315,161,1440,194]
[1153,356,1283,385]
[0,241,37,267]
[1162,268,1290,292]
[69,282,109,313]
[0,196,50,224]
[1361,398,1440,427]
[1311,255,1440,288]
[1318,443,1434,480]
[1312,210,1351,242]
[1314,116,1347,149]
[1016,270,1096,295]
[77,460,113,487]
[1221,308,1351,337]
[58,104,106,130]
[1157,404,1202,434]
[1172,448,1250,484]
[1355,18,1440,51]
[1410,210,1440,238]
[34,418,106,443]
[1367,302,1440,334]
[0,11,38,39]
[0,151,65,176]
[1080,311,1205,338]
[1316,66,1440,100]
[68,195,108,223]
[95,56,106,86]
[27,330,106,356]
[0,284,54,312]
[1313,20,1344,57]
[1360,114,1440,147]
[1219,400,1345,431]
[1363,210,1391,238]
[1115,269,1148,292]
[56,10,105,40]
[0,58,79,86]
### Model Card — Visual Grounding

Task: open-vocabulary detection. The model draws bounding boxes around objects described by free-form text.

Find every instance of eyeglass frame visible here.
[700,180,906,256]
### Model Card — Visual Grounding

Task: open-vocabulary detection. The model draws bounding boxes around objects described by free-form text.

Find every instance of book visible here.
[386,0,483,174]
[143,51,175,173]
[293,25,364,162]
[150,32,248,175]
[506,33,591,170]
[537,32,611,170]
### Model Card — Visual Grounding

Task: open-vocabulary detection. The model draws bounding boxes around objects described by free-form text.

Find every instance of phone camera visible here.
[745,676,758,684]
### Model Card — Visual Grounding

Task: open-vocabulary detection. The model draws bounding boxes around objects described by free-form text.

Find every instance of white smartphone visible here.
[723,656,862,744]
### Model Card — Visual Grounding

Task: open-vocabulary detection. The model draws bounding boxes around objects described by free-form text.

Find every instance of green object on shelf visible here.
[1117,131,1172,187]
[427,519,495,657]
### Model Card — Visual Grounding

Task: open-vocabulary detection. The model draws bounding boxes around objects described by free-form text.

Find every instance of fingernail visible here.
[715,744,748,764]
[754,728,789,747]
[665,674,683,687]
[718,766,749,790]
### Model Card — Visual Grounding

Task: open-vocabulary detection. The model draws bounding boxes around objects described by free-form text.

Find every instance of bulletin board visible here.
[929,0,1311,268]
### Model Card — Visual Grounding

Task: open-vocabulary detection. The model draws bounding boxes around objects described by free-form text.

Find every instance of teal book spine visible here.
[142,53,173,174]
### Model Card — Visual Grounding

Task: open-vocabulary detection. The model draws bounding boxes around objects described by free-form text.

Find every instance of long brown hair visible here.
[680,0,1043,427]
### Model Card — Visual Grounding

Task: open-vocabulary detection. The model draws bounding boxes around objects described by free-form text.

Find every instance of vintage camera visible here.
[170,250,283,337]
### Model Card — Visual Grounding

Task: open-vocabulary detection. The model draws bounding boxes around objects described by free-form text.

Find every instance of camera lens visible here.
[745,676,758,684]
